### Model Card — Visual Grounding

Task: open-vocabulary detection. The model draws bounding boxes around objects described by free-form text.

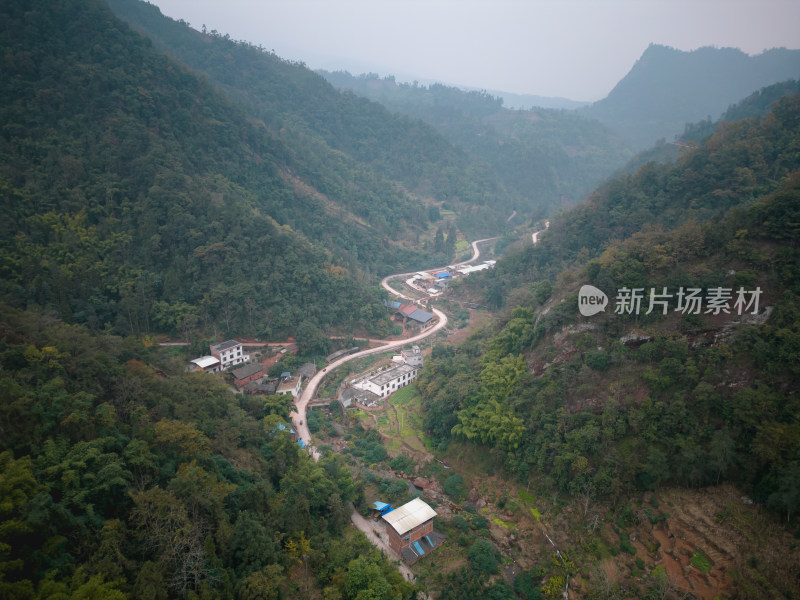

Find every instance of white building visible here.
[359,363,419,398]
[210,340,249,371]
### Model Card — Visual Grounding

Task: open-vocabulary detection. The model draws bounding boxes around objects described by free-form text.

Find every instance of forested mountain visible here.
[0,0,430,340]
[0,305,416,600]
[584,44,800,149]
[320,71,633,216]
[417,95,800,595]
[610,78,800,178]
[5,0,800,597]
[422,92,800,515]
[106,0,518,236]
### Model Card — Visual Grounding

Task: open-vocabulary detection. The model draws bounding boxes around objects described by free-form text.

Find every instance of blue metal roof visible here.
[373,501,390,511]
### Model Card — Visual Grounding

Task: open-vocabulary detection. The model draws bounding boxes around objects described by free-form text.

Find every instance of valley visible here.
[1,1,799,599]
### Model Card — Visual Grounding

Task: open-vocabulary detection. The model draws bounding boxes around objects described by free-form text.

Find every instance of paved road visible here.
[288,238,497,581]
[290,307,447,455]
[292,236,497,454]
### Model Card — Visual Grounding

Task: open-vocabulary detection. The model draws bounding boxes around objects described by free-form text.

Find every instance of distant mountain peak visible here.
[585,44,800,148]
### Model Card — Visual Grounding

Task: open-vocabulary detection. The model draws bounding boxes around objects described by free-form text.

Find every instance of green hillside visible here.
[417,95,800,595]
[0,0,415,339]
[320,71,633,215]
[106,0,517,237]
[0,305,416,599]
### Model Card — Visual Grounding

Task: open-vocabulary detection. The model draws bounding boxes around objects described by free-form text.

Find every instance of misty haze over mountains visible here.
[325,44,800,150]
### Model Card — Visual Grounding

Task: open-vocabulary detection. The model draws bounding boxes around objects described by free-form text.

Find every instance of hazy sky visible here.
[150,0,800,101]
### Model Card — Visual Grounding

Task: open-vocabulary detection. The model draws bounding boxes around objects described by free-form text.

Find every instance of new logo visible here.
[578,285,608,317]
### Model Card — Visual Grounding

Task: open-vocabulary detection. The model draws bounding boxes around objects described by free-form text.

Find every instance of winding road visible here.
[289,237,497,456]
[532,221,550,245]
[285,237,497,580]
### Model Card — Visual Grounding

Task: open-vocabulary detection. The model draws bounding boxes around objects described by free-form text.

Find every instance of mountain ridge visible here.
[584,43,800,148]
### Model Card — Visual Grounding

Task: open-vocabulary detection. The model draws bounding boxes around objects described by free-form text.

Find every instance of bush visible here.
[443,474,465,499]
[306,409,324,433]
[585,349,611,371]
[467,538,499,575]
[690,551,712,573]
[514,569,543,600]
[390,454,414,474]
[471,515,489,530]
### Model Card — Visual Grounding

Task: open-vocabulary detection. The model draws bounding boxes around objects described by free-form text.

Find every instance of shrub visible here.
[443,474,465,499]
[468,539,499,575]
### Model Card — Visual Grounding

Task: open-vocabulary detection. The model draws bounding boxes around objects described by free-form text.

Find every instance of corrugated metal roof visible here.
[408,309,434,323]
[382,498,437,535]
[191,356,220,369]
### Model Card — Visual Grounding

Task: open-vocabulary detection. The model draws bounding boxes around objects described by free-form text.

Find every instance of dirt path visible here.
[350,510,415,581]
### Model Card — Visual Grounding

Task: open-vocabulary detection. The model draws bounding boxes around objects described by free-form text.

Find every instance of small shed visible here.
[189,355,221,373]
[372,501,394,518]
[381,497,445,563]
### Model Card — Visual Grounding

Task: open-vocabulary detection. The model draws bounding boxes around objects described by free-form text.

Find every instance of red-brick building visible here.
[232,362,266,389]
[381,498,445,563]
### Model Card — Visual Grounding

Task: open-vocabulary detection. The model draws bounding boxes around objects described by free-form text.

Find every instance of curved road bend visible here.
[532,221,550,245]
[292,236,497,454]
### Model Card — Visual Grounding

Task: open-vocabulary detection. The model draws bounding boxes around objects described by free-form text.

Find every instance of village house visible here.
[400,345,423,368]
[244,379,279,395]
[346,347,424,407]
[296,362,318,381]
[276,371,302,398]
[231,362,266,389]
[381,497,445,564]
[210,340,249,370]
[360,363,418,398]
[393,304,436,330]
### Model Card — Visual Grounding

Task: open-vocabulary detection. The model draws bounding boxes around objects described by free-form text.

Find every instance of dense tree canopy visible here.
[418,95,800,519]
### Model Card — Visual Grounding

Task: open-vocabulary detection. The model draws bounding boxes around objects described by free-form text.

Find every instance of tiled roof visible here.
[398,304,417,316]
[232,363,264,379]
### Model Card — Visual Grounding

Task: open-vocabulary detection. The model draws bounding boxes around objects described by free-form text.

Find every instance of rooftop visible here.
[382,497,437,536]
[232,362,264,380]
[190,356,220,369]
[211,339,240,352]
[408,309,434,323]
[371,363,416,386]
[278,376,299,391]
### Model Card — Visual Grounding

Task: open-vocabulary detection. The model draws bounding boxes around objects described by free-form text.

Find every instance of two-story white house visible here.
[210,340,249,371]
[360,363,419,398]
